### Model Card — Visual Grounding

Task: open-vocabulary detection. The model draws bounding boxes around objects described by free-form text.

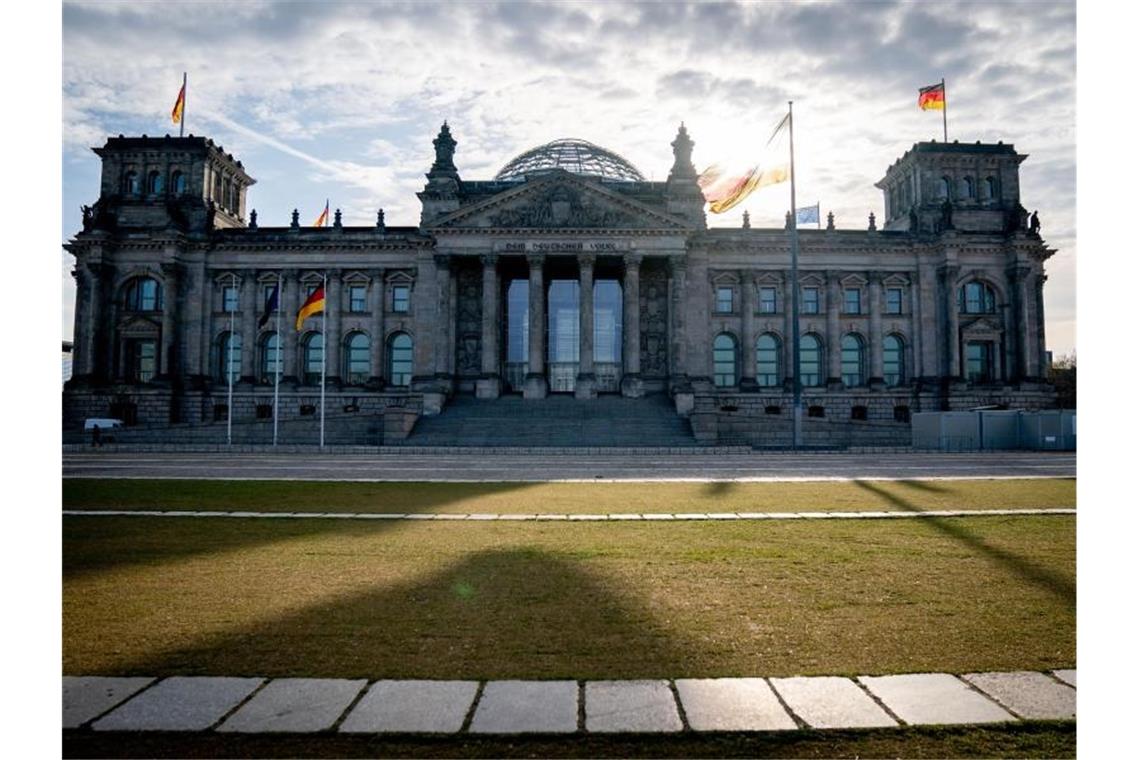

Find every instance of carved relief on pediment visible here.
[485,184,647,229]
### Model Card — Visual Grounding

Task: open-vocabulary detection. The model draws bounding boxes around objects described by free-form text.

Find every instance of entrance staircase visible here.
[403,394,696,447]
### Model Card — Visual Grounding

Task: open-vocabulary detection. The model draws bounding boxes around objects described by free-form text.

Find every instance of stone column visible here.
[369,269,386,386]
[621,252,644,397]
[476,255,501,399]
[668,257,688,389]
[326,268,343,386]
[576,254,596,399]
[868,271,884,388]
[239,269,257,384]
[940,265,961,378]
[1034,273,1048,379]
[739,270,757,390]
[783,273,796,391]
[183,259,206,384]
[826,271,842,389]
[281,270,300,385]
[69,266,90,381]
[524,254,548,399]
[159,262,180,381]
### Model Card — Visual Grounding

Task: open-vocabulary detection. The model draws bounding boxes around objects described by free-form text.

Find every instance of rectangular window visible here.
[885,287,903,315]
[126,339,156,383]
[349,285,367,313]
[802,287,819,314]
[715,287,734,313]
[759,287,778,313]
[222,285,239,312]
[392,285,410,313]
[844,288,861,315]
[966,341,993,383]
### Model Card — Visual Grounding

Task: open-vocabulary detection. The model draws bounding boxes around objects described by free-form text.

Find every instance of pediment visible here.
[429,171,688,231]
[841,273,868,287]
[118,315,160,335]
[710,270,740,285]
[755,272,784,285]
[883,273,911,286]
[961,316,1003,333]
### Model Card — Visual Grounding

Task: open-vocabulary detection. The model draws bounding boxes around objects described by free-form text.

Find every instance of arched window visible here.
[883,335,905,387]
[388,332,413,387]
[756,333,780,387]
[984,176,998,201]
[217,331,241,384]
[260,332,281,383]
[958,281,997,314]
[147,170,164,194]
[344,332,371,385]
[123,277,162,311]
[171,170,186,195]
[959,176,974,199]
[213,173,223,203]
[841,333,866,387]
[938,176,951,199]
[713,333,738,387]
[123,170,140,195]
[800,334,822,388]
[303,333,324,385]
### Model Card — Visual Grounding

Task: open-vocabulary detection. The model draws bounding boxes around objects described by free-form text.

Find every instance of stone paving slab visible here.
[585,680,682,733]
[217,678,367,733]
[858,673,1015,725]
[339,680,478,733]
[1052,669,1077,688]
[675,678,796,731]
[469,680,578,734]
[92,676,264,732]
[63,676,155,729]
[770,676,897,729]
[963,671,1076,719]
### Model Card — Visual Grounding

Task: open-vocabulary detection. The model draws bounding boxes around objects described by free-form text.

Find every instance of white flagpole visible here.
[816,201,821,230]
[227,272,236,447]
[320,272,327,449]
[788,101,802,450]
[273,273,281,446]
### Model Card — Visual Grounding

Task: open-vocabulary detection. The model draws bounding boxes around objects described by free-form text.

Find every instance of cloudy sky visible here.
[61,0,1076,355]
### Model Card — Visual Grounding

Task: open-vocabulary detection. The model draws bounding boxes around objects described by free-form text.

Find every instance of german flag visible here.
[313,200,330,228]
[918,82,945,111]
[171,81,186,124]
[295,286,325,330]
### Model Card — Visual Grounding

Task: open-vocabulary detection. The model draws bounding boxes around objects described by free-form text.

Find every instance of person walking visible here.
[91,424,101,448]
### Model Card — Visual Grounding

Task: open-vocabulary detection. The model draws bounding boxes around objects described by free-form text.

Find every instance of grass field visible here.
[62,477,1076,514]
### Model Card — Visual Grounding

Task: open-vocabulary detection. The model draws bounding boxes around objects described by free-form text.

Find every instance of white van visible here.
[84,418,124,431]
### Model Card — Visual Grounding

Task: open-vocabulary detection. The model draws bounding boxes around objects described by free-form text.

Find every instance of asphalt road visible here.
[61,451,1076,482]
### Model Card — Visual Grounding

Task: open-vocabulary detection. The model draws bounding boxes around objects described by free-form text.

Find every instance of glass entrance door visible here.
[547,280,579,392]
[504,279,528,392]
[593,280,622,392]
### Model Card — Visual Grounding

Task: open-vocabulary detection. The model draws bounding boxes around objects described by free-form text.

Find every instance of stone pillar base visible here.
[620,374,644,398]
[673,390,695,417]
[739,377,758,392]
[475,376,501,400]
[827,378,845,392]
[574,374,597,400]
[421,391,447,416]
[523,373,548,399]
[868,377,885,391]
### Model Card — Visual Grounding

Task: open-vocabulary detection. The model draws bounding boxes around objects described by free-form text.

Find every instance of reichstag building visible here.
[63,122,1056,446]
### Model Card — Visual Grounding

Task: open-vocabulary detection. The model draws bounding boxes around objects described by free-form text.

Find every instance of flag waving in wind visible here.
[795,203,820,226]
[258,284,279,329]
[295,286,326,330]
[171,79,186,125]
[313,200,330,228]
[698,113,791,214]
[918,81,945,111]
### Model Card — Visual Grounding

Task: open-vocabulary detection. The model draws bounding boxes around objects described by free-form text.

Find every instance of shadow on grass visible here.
[852,480,1075,603]
[110,548,696,680]
[895,479,952,494]
[702,481,735,497]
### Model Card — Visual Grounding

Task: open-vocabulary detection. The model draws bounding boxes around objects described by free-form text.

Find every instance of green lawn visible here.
[62,477,1076,514]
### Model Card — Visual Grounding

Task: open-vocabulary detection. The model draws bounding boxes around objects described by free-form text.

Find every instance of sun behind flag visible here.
[295,286,326,330]
[698,113,791,214]
[313,200,330,228]
[918,81,945,111]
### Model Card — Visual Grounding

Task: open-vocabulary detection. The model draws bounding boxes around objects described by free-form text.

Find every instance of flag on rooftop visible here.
[171,80,186,124]
[795,203,820,226]
[698,112,791,214]
[295,285,325,330]
[918,81,945,111]
[313,200,330,228]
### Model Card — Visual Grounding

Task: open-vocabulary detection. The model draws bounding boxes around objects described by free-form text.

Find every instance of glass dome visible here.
[495,138,645,182]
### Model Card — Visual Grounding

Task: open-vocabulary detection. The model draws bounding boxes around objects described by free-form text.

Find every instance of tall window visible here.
[345,332,371,384]
[349,285,368,313]
[171,170,186,195]
[392,285,410,312]
[221,283,239,312]
[123,171,140,195]
[218,332,241,383]
[260,333,281,382]
[759,286,778,313]
[713,333,738,387]
[147,170,164,194]
[884,335,905,387]
[939,176,951,199]
[388,332,413,387]
[960,176,975,199]
[593,280,622,364]
[966,341,993,383]
[800,334,822,387]
[125,339,156,383]
[715,287,734,313]
[984,176,999,201]
[124,277,162,311]
[843,288,861,315]
[303,333,323,385]
[802,287,820,314]
[841,334,866,387]
[959,281,996,314]
[885,287,904,315]
[756,334,780,387]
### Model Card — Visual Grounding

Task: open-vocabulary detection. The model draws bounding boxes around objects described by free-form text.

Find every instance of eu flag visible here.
[795,204,820,225]
[258,284,279,329]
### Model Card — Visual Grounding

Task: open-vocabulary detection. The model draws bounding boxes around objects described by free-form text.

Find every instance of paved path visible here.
[64,668,1075,734]
[62,451,1075,482]
[63,508,1076,522]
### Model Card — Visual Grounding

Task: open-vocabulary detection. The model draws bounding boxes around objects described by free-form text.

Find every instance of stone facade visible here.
[63,126,1057,445]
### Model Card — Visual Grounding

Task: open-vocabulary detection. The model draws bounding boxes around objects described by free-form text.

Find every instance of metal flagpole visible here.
[180,72,186,138]
[816,202,821,230]
[273,273,282,446]
[942,77,947,143]
[320,272,327,449]
[227,272,236,447]
[788,101,802,450]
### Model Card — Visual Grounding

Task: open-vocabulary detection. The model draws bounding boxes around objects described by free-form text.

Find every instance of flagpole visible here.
[227,272,236,447]
[942,77,947,143]
[788,101,802,450]
[273,273,281,446]
[816,202,821,230]
[180,72,186,138]
[320,272,327,450]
